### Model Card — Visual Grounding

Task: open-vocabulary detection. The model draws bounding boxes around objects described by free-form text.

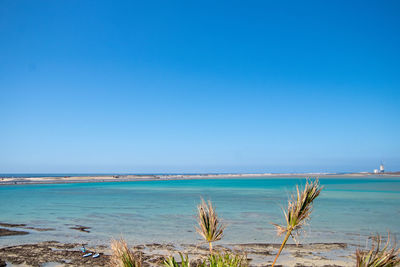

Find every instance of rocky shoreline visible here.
[0,241,109,267]
[0,222,355,266]
[0,240,354,267]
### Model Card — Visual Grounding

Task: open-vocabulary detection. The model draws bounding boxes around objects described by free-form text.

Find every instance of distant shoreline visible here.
[0,172,399,185]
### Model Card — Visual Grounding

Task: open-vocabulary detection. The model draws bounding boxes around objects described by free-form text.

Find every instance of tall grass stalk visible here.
[356,234,400,267]
[271,178,323,267]
[196,198,225,254]
[110,238,143,267]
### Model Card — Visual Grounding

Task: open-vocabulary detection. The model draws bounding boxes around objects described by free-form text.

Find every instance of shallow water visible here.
[0,177,399,247]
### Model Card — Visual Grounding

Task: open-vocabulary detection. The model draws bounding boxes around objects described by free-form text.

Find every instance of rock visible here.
[24,226,55,232]
[0,222,27,228]
[69,225,91,233]
[0,228,29,237]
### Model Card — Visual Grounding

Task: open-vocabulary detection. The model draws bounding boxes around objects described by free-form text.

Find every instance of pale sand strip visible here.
[0,172,399,186]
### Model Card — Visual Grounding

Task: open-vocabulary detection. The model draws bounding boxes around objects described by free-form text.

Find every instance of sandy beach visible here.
[1,172,398,186]
[0,221,355,266]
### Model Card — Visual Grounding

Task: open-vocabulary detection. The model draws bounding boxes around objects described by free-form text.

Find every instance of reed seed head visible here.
[196,198,225,245]
[273,178,323,239]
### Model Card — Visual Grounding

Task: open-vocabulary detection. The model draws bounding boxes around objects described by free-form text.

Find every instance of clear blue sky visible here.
[1,1,399,173]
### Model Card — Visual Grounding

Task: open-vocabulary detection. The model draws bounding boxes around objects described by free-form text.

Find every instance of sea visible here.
[0,176,399,248]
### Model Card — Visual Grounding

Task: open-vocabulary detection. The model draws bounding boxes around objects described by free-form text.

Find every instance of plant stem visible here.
[271,229,292,267]
[209,242,213,254]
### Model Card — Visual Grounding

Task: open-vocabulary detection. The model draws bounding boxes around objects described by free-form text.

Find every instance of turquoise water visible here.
[0,177,399,247]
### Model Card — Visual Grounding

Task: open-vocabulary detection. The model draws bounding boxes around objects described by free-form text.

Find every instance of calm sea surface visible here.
[0,177,399,247]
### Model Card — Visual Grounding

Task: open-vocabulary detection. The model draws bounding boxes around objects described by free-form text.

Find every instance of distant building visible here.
[374,169,379,174]
[380,163,385,173]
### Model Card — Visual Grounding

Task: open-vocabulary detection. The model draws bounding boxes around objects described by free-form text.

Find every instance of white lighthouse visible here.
[379,163,385,173]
